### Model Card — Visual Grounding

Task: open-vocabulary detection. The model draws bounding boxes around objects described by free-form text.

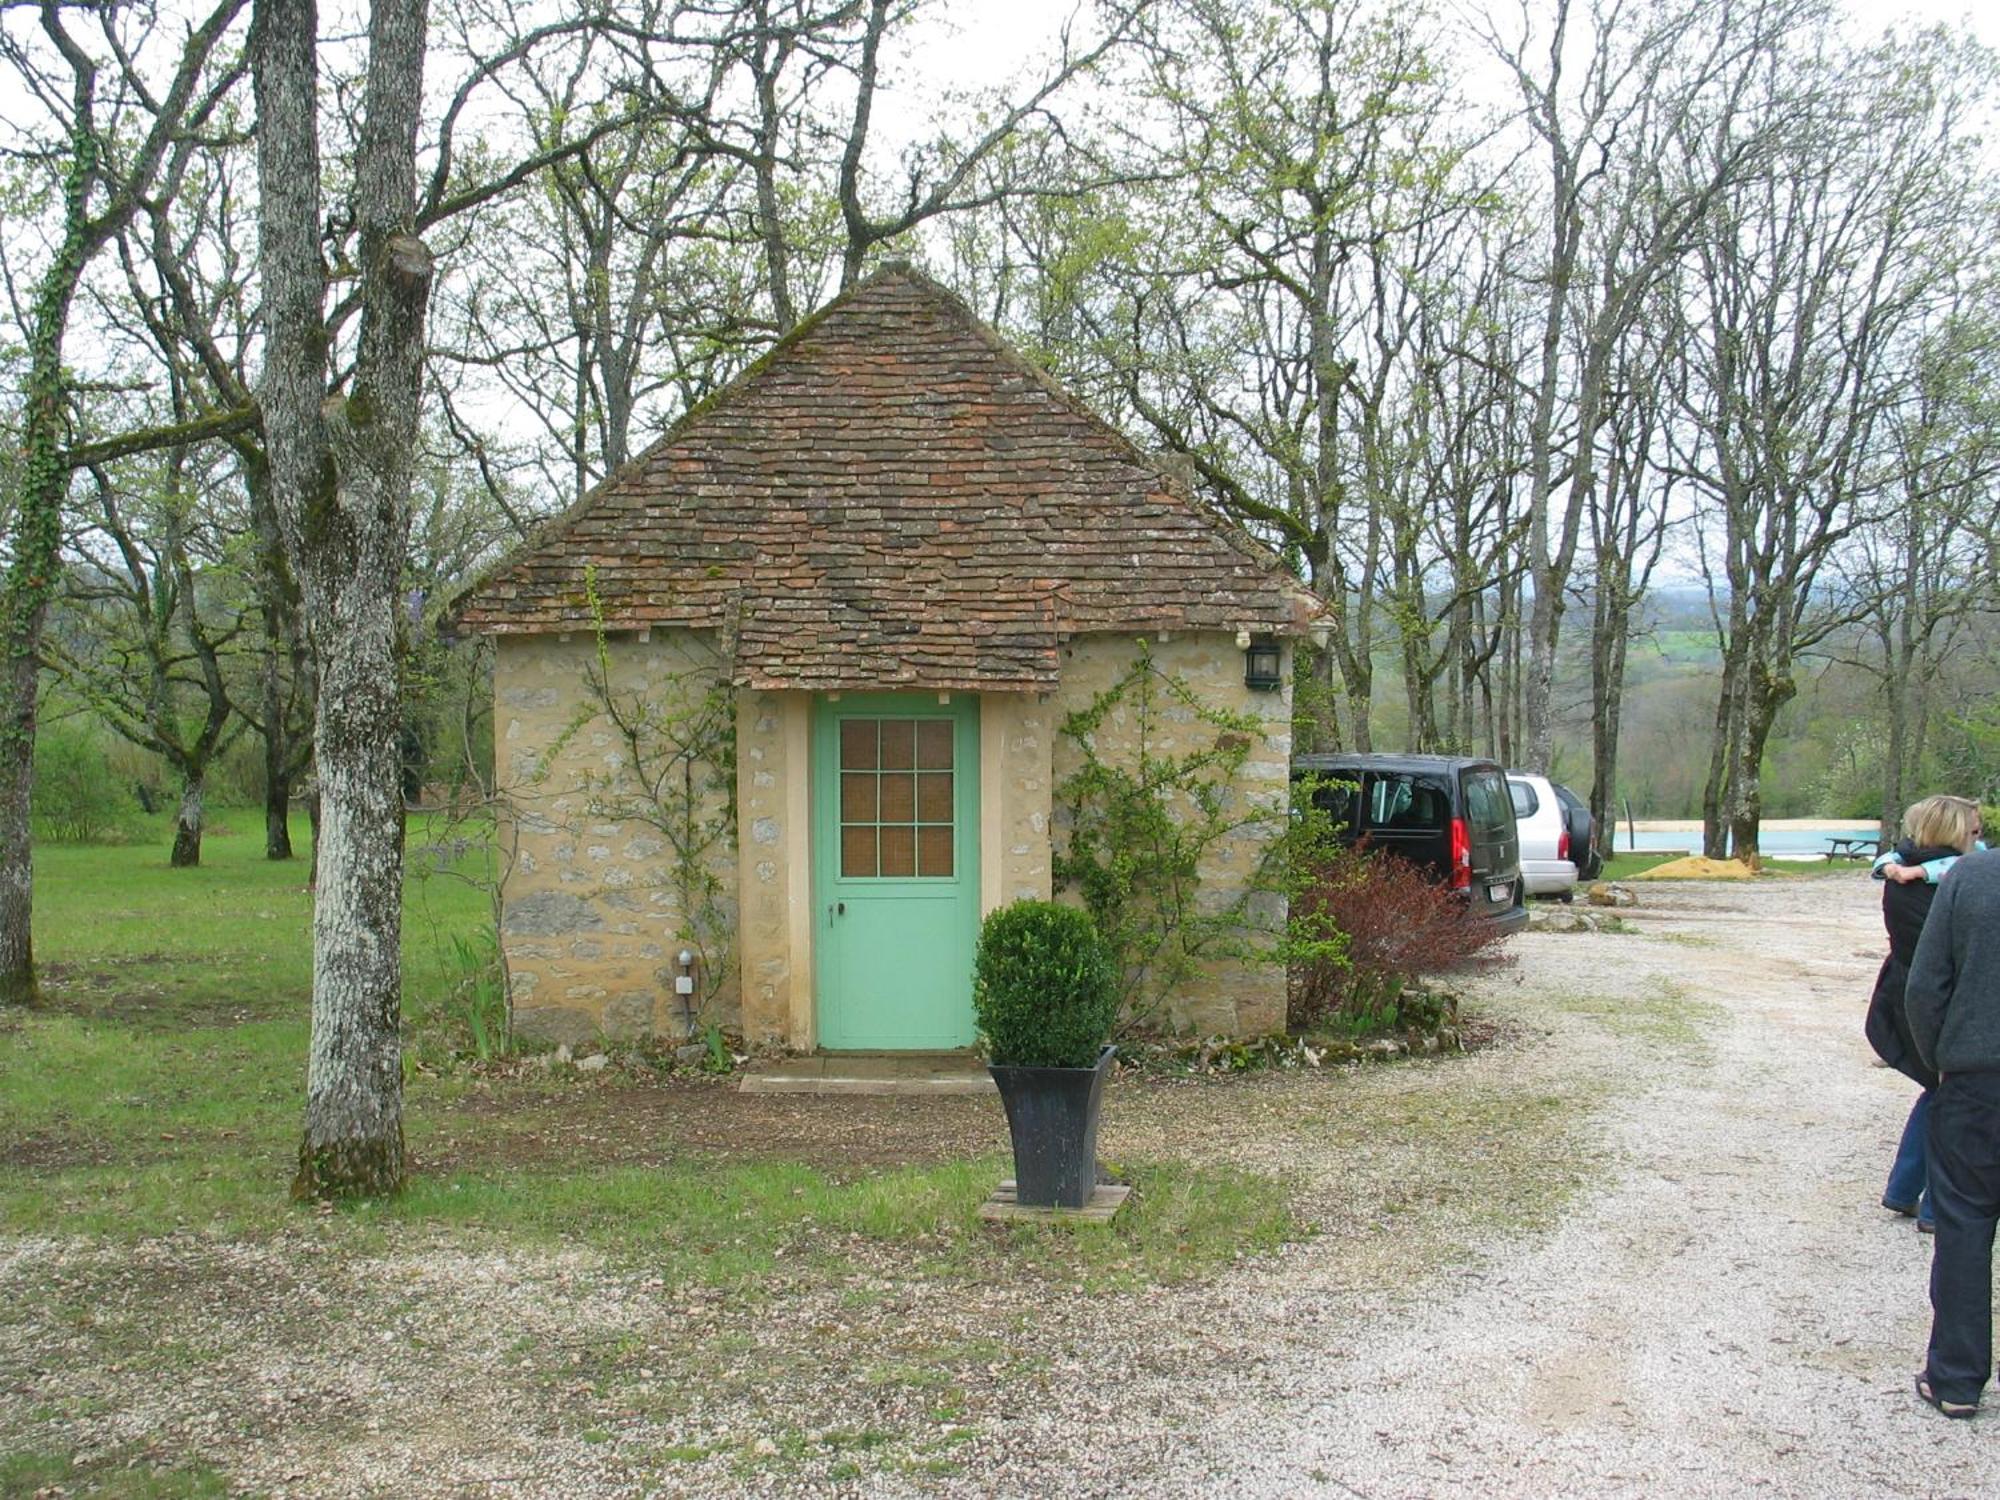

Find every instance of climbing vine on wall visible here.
[572,571,738,1031]
[1053,640,1284,1030]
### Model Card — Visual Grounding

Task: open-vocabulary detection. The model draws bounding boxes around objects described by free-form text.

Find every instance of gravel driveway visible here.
[938,874,1997,1500]
[8,874,1997,1498]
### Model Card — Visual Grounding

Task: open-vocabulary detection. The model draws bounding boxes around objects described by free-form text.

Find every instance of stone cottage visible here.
[452,265,1321,1052]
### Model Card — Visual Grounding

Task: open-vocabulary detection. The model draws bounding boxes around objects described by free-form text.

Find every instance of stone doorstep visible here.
[737,1052,995,1097]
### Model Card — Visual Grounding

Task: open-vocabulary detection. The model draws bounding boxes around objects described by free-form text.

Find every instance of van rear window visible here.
[1366,774,1447,832]
[1463,770,1512,835]
[1303,776,1360,834]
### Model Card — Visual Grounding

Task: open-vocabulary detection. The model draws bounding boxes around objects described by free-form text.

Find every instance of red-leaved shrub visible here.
[1287,844,1515,1033]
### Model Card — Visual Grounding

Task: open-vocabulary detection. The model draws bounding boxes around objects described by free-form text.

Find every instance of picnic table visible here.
[1825,835,1885,861]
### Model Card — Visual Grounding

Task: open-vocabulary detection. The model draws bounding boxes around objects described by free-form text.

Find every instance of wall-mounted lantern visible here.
[1243,634,1282,691]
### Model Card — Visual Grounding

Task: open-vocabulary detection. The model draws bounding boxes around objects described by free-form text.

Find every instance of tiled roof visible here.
[452,265,1321,690]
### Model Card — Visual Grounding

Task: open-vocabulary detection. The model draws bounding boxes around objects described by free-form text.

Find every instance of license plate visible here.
[1488,882,1511,903]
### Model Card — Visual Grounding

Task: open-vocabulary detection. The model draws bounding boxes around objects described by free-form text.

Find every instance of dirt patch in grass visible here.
[0,1132,134,1172]
[40,959,300,1031]
[421,1075,1006,1177]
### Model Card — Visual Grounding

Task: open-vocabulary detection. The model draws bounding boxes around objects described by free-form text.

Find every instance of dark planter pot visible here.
[987,1045,1116,1209]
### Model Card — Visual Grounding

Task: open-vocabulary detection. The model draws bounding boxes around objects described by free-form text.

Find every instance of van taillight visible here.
[1558,828,1571,863]
[1450,817,1471,889]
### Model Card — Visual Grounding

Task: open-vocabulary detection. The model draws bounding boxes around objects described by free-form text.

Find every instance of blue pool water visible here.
[1612,826,1879,856]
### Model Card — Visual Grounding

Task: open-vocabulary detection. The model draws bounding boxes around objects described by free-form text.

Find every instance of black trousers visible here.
[1925,1069,2000,1403]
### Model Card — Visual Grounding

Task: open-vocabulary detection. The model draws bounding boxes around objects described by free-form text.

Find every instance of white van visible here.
[1506,772,1578,901]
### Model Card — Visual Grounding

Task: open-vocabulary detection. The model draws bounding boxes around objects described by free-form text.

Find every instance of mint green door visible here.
[812,694,980,1050]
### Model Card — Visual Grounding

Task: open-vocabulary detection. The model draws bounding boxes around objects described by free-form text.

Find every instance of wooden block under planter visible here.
[977,1179,1131,1224]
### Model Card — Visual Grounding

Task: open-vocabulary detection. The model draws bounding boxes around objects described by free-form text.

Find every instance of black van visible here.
[1292,753,1530,935]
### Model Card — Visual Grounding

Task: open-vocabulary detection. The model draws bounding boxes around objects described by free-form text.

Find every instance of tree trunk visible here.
[0,647,37,1007]
[1877,643,1905,845]
[254,0,430,1199]
[1589,593,1629,869]
[749,9,798,334]
[1700,640,1741,860]
[171,775,205,868]
[1496,570,1522,766]
[265,726,295,860]
[296,576,408,1197]
[1522,585,1558,774]
[307,781,322,888]
[0,82,97,1008]
[1727,668,1796,867]
[251,461,301,861]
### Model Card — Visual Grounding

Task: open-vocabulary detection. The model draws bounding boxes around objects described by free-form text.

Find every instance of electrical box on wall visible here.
[674,975,695,996]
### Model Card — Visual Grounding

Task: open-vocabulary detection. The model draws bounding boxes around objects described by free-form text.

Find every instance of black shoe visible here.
[1883,1196,1919,1217]
[1916,1374,1978,1419]
[1919,1219,1936,1235]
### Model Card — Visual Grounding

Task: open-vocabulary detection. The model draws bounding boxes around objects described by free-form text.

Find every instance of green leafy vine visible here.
[572,570,738,1033]
[1052,640,1284,1031]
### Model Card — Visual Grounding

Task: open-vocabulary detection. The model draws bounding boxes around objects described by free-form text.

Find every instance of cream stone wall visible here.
[734,690,813,1049]
[494,630,1291,1048]
[979,692,1054,915]
[1049,633,1294,1037]
[495,631,739,1046]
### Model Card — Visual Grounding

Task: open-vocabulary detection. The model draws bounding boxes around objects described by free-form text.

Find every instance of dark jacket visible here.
[1863,840,1959,1088]
[1907,848,2000,1076]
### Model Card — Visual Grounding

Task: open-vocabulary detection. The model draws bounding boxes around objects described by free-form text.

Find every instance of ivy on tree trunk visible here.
[0,0,246,1004]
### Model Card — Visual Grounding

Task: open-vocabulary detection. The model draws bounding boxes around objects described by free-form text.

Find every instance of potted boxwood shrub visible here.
[973,899,1120,1209]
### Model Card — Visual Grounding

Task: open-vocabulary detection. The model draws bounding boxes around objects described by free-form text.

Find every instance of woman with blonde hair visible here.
[1867,795,1984,1230]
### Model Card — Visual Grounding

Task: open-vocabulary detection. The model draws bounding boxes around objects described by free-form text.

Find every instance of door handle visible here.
[829,901,845,919]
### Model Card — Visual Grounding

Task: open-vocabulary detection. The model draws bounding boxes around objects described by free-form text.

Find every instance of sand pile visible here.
[1633,855,1758,880]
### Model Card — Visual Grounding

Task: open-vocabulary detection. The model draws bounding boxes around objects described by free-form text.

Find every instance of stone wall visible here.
[1049,633,1293,1037]
[734,690,811,1048]
[495,631,738,1046]
[979,692,1054,915]
[492,629,1293,1048]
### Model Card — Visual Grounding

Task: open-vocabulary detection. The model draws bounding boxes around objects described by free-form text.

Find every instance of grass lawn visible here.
[1598,851,1680,880]
[1596,850,1847,882]
[0,810,1622,1494]
[3,812,1289,1282]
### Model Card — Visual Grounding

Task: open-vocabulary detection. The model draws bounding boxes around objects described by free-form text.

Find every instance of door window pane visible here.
[918,825,954,877]
[1463,771,1512,835]
[879,826,916,877]
[1368,774,1446,831]
[916,719,953,769]
[880,773,916,823]
[880,719,916,769]
[841,773,877,823]
[835,713,959,880]
[840,720,877,771]
[917,772,953,823]
[841,826,877,878]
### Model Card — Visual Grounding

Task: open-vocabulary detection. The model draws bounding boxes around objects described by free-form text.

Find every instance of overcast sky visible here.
[892,0,2000,141]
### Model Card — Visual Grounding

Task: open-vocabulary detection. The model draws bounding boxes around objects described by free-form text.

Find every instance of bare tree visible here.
[253,0,433,1198]
[0,0,247,1005]
[1671,28,1991,861]
[97,120,319,861]
[1483,0,1806,773]
[1838,305,2000,834]
[828,0,1146,290]
[1062,0,1493,750]
[1582,300,1674,859]
[429,0,760,503]
[53,445,248,866]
